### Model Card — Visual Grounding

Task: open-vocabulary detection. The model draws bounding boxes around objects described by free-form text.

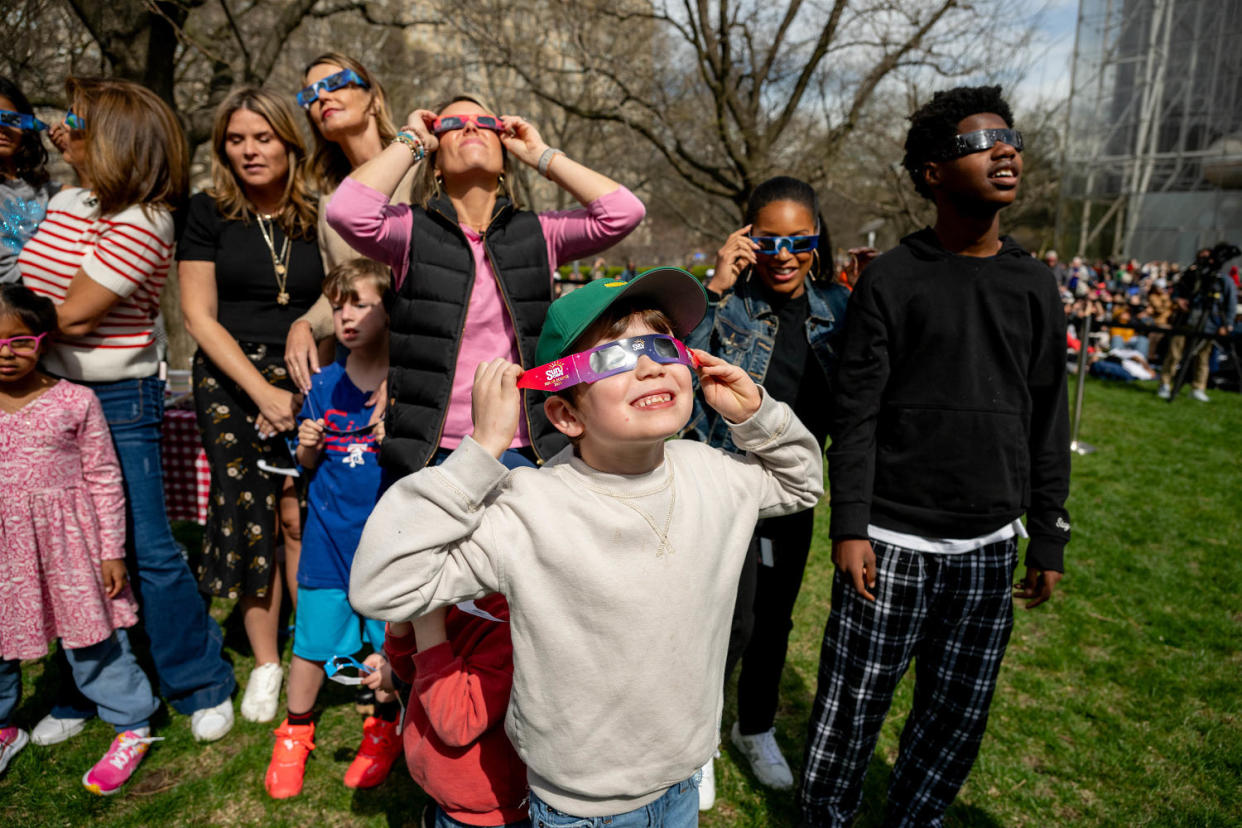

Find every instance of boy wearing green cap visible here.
[351,267,823,826]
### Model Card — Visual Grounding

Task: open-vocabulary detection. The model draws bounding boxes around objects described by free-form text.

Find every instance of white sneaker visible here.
[190,697,235,742]
[31,714,88,746]
[240,662,283,722]
[1191,389,1210,402]
[730,721,794,790]
[0,727,29,773]
[1156,384,1171,400]
[698,754,716,811]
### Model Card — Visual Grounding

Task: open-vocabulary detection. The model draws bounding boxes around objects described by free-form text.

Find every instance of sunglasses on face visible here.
[936,127,1023,161]
[324,655,375,686]
[0,332,46,354]
[749,235,819,255]
[296,68,369,109]
[0,110,48,131]
[517,333,698,392]
[64,109,84,130]
[431,113,506,135]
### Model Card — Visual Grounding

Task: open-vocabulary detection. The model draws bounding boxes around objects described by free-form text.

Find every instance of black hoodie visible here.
[827,228,1071,571]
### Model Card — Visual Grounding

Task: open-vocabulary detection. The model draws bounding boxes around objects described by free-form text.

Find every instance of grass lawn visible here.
[5,378,1240,826]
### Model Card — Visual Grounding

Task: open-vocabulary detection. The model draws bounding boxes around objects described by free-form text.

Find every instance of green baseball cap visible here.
[535,266,708,365]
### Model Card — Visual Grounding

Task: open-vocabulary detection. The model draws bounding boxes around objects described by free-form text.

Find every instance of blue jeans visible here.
[4,632,158,732]
[54,376,235,716]
[527,773,701,828]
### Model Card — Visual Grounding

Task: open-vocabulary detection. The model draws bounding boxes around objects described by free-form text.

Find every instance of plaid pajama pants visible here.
[799,537,1019,828]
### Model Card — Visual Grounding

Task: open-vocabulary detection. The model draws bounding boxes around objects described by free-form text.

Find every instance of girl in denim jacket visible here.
[684,176,848,806]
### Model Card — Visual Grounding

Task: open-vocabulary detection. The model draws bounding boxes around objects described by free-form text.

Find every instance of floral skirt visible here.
[192,344,299,599]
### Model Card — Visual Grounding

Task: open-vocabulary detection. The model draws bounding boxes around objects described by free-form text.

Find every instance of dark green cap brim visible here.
[535,267,708,365]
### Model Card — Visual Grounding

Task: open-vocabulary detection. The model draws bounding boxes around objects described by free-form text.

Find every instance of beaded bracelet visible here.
[538,147,564,178]
[394,131,426,162]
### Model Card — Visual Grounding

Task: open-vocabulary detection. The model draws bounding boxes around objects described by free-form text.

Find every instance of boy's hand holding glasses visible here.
[470,359,524,459]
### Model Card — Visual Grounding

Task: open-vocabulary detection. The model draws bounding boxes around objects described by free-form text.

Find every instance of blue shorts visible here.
[293,586,386,663]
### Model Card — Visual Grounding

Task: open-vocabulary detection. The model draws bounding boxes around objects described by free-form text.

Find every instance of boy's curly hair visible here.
[902,85,1014,201]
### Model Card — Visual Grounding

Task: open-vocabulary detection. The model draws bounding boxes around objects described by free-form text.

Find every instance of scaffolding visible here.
[1056,0,1242,262]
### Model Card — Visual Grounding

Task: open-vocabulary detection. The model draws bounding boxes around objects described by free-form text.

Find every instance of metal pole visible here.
[1070,313,1097,455]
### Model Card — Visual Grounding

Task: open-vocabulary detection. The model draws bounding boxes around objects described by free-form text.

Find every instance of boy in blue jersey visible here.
[264,258,401,799]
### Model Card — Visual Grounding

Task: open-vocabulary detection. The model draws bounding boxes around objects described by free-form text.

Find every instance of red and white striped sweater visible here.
[18,187,173,381]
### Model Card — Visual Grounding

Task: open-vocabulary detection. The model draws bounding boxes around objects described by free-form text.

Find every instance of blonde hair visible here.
[415,93,519,209]
[322,257,392,305]
[68,77,188,217]
[302,53,397,190]
[207,86,317,240]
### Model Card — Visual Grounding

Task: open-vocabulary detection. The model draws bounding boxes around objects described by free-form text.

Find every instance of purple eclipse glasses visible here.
[517,333,698,392]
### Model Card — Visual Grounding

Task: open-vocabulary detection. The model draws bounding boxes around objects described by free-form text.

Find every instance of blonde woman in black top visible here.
[178,86,322,724]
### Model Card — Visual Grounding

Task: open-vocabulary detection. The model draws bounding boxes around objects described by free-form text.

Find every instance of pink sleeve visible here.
[410,626,514,748]
[324,178,415,284]
[539,186,645,273]
[77,390,127,561]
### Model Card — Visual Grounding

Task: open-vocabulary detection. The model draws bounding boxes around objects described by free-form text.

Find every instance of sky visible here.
[1015,0,1080,104]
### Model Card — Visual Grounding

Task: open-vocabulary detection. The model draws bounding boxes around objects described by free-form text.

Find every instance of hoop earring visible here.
[811,249,822,282]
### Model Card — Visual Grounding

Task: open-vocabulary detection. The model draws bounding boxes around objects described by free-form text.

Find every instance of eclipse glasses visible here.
[517,333,698,392]
[431,114,507,135]
[748,235,819,256]
[296,69,369,109]
[934,127,1023,161]
[0,110,48,131]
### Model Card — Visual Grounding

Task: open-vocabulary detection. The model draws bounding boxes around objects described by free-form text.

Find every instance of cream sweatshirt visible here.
[350,392,822,817]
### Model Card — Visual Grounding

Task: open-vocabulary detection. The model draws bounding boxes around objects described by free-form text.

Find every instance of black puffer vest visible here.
[382,194,567,476]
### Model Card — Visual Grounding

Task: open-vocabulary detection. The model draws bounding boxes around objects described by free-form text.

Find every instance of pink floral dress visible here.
[0,380,138,660]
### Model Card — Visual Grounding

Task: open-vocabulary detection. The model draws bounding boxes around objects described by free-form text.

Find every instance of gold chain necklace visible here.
[608,464,677,558]
[256,214,292,305]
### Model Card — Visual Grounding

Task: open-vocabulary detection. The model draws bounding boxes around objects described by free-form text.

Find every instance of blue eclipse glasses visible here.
[749,234,819,256]
[324,654,375,685]
[64,109,85,130]
[935,127,1023,161]
[0,110,48,131]
[296,69,369,109]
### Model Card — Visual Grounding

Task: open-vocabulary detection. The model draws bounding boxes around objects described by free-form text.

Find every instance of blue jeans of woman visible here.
[53,376,234,718]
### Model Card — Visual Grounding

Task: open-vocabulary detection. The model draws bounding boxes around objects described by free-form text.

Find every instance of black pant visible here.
[725,508,816,734]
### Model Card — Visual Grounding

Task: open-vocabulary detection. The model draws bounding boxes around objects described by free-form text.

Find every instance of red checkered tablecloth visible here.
[162,408,210,524]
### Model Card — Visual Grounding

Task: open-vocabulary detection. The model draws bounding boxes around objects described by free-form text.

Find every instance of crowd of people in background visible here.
[0,58,1225,828]
[1049,248,1241,399]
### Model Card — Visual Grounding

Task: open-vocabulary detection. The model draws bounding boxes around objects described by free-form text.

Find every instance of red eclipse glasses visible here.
[431,114,507,135]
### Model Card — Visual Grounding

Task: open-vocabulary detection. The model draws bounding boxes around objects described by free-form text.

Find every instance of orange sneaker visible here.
[265,719,315,799]
[343,716,401,789]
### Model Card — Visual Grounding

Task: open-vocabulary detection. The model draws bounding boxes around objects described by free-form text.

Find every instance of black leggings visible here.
[725,507,816,734]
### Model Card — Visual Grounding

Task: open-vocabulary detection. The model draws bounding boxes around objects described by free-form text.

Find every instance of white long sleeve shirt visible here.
[351,391,822,817]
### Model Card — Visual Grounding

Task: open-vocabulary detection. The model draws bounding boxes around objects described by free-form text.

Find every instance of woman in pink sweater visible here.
[321,93,644,478]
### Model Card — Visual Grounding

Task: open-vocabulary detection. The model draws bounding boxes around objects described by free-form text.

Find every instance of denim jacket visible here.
[682,272,850,453]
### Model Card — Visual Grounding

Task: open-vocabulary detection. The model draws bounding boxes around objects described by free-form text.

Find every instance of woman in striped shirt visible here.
[18,77,238,744]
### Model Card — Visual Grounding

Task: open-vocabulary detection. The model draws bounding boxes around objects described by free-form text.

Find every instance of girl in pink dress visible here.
[0,284,159,794]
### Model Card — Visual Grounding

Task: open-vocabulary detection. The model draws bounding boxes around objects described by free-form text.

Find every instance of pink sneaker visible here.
[82,730,163,795]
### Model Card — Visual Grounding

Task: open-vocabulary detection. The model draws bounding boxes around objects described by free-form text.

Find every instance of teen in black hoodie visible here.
[800,86,1070,827]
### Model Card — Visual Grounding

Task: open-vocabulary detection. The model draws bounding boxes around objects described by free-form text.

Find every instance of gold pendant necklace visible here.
[257,214,292,304]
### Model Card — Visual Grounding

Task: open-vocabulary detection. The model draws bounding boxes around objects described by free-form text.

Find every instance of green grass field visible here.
[5,378,1240,827]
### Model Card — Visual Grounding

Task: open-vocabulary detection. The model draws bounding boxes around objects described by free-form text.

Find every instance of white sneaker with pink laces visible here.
[82,729,163,795]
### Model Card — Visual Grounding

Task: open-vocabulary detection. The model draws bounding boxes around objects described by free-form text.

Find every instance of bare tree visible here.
[444,0,1039,226]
